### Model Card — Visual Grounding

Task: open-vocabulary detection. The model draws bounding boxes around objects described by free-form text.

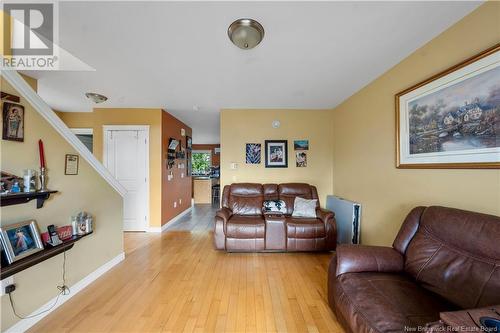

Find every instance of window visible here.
[71,128,93,153]
[192,151,211,175]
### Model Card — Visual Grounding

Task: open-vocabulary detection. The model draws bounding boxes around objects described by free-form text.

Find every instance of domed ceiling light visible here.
[228,18,264,50]
[85,92,108,104]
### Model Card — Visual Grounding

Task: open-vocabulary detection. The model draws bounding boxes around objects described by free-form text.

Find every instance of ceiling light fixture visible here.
[85,92,108,104]
[228,18,264,50]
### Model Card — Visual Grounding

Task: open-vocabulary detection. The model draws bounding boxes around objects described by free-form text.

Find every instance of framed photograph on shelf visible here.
[2,102,24,142]
[186,136,192,150]
[265,140,288,168]
[0,220,44,264]
[65,154,79,175]
[396,44,499,169]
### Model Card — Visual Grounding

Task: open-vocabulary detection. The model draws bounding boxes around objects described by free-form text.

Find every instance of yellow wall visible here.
[331,2,500,246]
[0,77,123,330]
[58,109,163,227]
[220,109,333,205]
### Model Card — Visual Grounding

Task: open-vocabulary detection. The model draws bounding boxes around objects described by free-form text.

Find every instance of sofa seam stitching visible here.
[336,277,384,333]
[474,265,498,308]
[415,244,442,281]
[421,225,498,264]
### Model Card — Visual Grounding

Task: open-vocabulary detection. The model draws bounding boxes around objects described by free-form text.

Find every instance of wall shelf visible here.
[0,232,92,280]
[0,190,58,209]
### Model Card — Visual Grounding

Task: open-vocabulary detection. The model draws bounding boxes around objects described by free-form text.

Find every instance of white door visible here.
[104,127,149,231]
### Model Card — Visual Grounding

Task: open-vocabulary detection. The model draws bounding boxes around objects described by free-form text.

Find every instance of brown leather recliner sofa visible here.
[214,183,336,252]
[328,206,500,333]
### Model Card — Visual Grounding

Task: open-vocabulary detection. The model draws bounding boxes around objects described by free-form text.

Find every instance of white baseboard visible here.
[4,252,125,333]
[147,206,192,233]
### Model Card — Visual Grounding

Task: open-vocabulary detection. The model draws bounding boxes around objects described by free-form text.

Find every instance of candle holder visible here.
[39,167,47,192]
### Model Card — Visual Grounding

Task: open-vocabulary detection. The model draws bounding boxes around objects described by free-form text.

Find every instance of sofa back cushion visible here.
[263,184,279,201]
[278,183,319,215]
[224,183,264,215]
[404,206,500,309]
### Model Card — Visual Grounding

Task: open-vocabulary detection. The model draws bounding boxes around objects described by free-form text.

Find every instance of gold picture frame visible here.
[396,44,500,169]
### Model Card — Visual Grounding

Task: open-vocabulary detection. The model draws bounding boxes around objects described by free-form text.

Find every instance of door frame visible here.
[70,128,93,135]
[103,125,150,231]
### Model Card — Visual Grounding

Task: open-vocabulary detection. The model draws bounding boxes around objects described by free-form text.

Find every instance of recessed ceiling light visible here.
[228,18,264,50]
[85,92,108,104]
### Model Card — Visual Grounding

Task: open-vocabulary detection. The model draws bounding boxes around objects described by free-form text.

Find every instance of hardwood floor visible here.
[29,205,342,333]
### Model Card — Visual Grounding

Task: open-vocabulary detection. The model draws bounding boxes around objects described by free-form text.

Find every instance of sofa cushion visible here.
[286,217,325,238]
[263,184,279,201]
[292,197,318,217]
[227,183,264,215]
[263,200,287,214]
[226,215,265,239]
[404,206,500,309]
[334,271,455,333]
[278,183,319,215]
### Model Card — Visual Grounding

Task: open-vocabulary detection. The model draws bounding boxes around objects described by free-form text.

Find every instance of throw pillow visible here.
[263,200,287,214]
[292,197,317,218]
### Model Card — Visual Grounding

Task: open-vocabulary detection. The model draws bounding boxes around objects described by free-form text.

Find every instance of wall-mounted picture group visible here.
[245,139,309,168]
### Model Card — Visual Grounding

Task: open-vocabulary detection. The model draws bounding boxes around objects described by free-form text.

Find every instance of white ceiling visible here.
[25,1,482,144]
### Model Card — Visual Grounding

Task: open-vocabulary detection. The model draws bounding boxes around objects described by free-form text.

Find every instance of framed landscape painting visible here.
[396,44,500,169]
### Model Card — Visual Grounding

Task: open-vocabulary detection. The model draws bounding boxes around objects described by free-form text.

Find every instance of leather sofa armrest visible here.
[336,244,403,277]
[216,207,232,223]
[317,208,336,251]
[316,208,334,223]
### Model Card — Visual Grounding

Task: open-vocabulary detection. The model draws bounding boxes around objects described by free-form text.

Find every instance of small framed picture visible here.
[246,143,261,164]
[294,140,309,151]
[2,102,24,142]
[186,136,192,150]
[0,220,44,264]
[65,154,79,175]
[265,140,288,168]
[296,152,307,167]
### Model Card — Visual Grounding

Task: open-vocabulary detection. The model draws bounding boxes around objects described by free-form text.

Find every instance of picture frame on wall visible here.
[294,140,309,151]
[265,140,288,168]
[65,154,79,175]
[396,44,499,169]
[2,102,24,142]
[0,220,44,264]
[246,143,261,164]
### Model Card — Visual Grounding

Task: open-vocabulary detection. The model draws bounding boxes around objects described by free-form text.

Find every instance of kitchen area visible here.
[191,144,220,205]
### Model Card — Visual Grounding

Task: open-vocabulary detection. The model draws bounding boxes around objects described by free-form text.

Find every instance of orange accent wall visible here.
[162,111,193,225]
[192,144,220,166]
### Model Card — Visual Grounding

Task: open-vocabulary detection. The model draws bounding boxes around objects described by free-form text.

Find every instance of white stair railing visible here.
[2,70,126,197]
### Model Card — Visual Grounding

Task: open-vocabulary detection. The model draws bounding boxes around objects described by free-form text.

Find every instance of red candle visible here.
[38,139,46,168]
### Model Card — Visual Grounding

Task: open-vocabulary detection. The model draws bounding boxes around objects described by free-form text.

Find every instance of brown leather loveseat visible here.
[214,183,336,252]
[328,206,500,333]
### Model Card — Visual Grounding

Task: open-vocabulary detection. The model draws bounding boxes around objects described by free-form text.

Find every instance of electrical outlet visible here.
[174,202,177,208]
[1,277,14,296]
[179,199,182,205]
